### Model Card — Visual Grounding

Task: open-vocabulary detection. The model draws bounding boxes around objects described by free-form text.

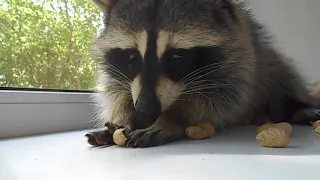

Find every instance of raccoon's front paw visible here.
[85,130,115,147]
[126,129,172,148]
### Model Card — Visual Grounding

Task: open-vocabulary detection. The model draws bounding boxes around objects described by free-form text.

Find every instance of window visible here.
[0,0,103,139]
[0,0,102,91]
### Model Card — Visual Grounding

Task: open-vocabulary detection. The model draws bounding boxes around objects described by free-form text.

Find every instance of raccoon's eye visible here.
[169,53,183,63]
[172,54,182,60]
[129,54,137,60]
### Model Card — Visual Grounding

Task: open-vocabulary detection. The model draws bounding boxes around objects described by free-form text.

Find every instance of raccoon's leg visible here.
[266,97,320,126]
[291,83,320,124]
[291,108,320,125]
[265,83,320,126]
[126,111,187,148]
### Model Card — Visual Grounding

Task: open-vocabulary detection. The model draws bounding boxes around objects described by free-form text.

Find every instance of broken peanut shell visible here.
[113,128,128,146]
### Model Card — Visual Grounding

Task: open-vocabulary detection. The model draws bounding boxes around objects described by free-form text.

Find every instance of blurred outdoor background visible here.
[0,0,102,90]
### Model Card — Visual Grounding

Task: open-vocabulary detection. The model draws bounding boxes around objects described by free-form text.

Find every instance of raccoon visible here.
[86,0,320,148]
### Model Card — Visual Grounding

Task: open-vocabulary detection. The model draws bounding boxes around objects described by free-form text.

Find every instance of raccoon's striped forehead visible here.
[97,28,223,60]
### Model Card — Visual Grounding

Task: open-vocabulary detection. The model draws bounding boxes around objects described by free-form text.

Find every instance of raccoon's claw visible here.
[85,130,115,147]
[126,129,171,148]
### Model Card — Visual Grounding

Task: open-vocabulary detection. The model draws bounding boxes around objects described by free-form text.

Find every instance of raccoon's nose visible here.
[135,93,161,116]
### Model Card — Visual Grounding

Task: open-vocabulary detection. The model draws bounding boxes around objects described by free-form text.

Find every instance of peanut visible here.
[113,128,127,146]
[313,120,320,140]
[315,126,320,140]
[186,123,215,140]
[256,122,292,148]
[312,120,320,129]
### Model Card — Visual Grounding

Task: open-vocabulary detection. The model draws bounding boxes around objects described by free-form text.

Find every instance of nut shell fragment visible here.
[113,129,127,146]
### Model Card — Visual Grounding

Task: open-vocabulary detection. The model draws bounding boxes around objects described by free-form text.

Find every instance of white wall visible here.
[246,0,320,82]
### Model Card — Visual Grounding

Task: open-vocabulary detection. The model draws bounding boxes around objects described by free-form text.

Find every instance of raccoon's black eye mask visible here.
[164,46,226,83]
[105,48,142,81]
[105,45,224,84]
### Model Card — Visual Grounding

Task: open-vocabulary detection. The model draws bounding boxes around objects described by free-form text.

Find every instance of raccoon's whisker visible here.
[106,71,131,86]
[183,88,232,94]
[181,84,235,94]
[104,62,132,83]
[177,61,234,84]
[182,91,222,95]
[185,79,224,86]
[167,97,191,101]
[105,63,132,82]
[100,87,131,94]
[180,91,215,101]
[198,93,214,101]
[108,75,131,88]
[170,63,234,99]
[107,68,132,85]
[194,88,238,107]
[165,94,197,102]
[180,64,234,87]
[107,78,131,91]
[180,91,221,103]
[108,89,131,94]
[186,83,234,89]
[182,88,220,94]
[183,64,235,85]
[106,70,132,91]
[163,62,237,103]
[178,61,237,84]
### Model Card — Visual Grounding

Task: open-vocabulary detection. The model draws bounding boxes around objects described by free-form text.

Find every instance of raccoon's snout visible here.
[135,90,161,117]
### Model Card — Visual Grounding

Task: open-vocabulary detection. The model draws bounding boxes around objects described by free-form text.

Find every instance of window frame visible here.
[0,89,95,139]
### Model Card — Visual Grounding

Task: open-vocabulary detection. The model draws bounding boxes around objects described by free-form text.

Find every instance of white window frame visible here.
[0,90,95,139]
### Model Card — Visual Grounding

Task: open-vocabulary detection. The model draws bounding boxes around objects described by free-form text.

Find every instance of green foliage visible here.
[0,0,102,90]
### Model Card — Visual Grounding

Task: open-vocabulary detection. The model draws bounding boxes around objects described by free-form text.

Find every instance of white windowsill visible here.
[0,90,94,139]
[0,126,319,180]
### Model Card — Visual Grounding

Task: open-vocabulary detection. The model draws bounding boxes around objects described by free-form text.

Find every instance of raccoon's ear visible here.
[92,0,118,12]
[218,0,237,20]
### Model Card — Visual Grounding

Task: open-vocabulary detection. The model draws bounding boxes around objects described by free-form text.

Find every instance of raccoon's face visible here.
[92,0,250,119]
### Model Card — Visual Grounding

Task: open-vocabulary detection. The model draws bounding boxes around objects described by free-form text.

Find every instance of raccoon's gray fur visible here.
[87,0,320,148]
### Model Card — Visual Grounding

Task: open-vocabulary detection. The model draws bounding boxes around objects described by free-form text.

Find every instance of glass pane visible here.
[0,0,103,91]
